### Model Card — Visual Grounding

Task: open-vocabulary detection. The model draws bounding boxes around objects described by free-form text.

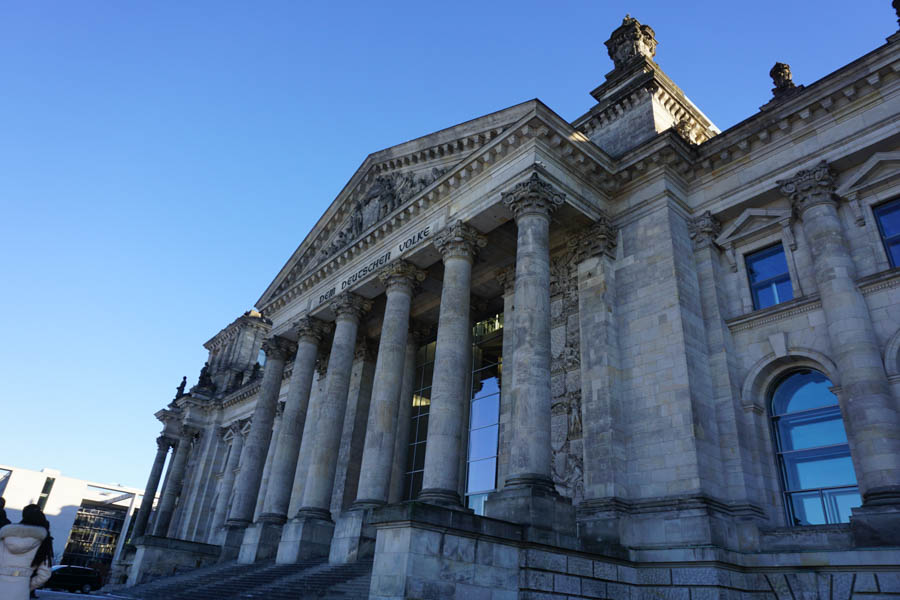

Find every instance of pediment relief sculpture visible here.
[317,167,449,262]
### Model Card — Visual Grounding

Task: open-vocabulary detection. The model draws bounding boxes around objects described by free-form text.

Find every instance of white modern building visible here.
[0,464,150,578]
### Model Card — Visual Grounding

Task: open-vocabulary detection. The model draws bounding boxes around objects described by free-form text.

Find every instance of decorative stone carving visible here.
[378,259,426,293]
[432,220,487,261]
[674,117,697,145]
[174,376,187,400]
[571,213,618,261]
[329,292,372,323]
[318,167,449,261]
[688,211,722,250]
[501,173,565,220]
[315,349,329,377]
[250,361,262,381]
[777,160,838,215]
[261,335,297,362]
[605,15,658,70]
[293,316,332,344]
[770,62,799,99]
[156,435,173,451]
[196,362,215,391]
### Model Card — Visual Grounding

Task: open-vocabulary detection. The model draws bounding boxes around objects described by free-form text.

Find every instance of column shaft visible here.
[261,323,325,521]
[299,293,370,517]
[153,433,192,536]
[780,163,900,504]
[388,335,420,503]
[354,262,423,507]
[287,368,326,517]
[209,427,244,540]
[420,221,485,506]
[226,337,292,526]
[132,438,170,539]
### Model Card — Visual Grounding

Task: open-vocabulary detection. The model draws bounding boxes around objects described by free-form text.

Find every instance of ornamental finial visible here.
[605,15,658,70]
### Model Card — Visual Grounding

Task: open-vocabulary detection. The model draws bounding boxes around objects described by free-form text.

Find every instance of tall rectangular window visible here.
[402,341,436,501]
[746,244,793,310]
[37,477,56,510]
[874,198,900,268]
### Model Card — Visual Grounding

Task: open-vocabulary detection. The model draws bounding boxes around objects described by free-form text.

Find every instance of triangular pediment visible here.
[837,152,900,197]
[715,208,791,247]
[257,99,620,316]
[257,101,540,309]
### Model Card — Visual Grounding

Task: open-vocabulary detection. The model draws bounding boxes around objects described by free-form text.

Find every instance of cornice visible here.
[690,41,900,179]
[726,294,822,334]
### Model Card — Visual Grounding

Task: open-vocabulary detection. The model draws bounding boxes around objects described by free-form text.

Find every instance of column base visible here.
[328,507,378,564]
[237,514,287,564]
[851,487,900,546]
[220,520,250,562]
[417,487,464,509]
[484,481,576,547]
[274,511,335,564]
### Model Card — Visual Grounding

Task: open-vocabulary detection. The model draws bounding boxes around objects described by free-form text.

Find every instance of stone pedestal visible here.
[484,485,577,547]
[851,489,900,546]
[220,522,248,561]
[274,511,336,563]
[237,514,286,563]
[328,508,377,564]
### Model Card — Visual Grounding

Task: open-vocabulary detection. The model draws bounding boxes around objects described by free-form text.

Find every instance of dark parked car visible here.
[44,565,103,593]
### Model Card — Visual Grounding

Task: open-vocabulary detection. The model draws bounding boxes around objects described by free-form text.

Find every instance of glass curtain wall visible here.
[402,313,504,513]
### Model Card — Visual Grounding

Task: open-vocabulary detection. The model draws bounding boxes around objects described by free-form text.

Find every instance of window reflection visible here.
[746,244,793,310]
[770,370,860,525]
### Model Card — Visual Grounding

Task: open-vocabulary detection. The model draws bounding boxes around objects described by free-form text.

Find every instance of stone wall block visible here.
[553,573,581,594]
[453,582,492,600]
[440,558,475,584]
[636,587,689,600]
[606,581,633,599]
[474,564,516,589]
[405,576,456,599]
[581,577,607,598]
[671,566,725,586]
[493,544,519,569]
[593,560,617,581]
[638,567,672,584]
[832,573,853,600]
[854,572,878,592]
[878,572,900,592]
[566,555,592,576]
[520,569,553,591]
[524,548,567,571]
[442,534,476,562]
[491,591,517,600]
[617,564,638,584]
[766,573,792,600]
[785,572,817,599]
[409,528,441,556]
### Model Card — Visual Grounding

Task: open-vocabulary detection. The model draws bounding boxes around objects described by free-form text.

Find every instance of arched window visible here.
[770,370,860,525]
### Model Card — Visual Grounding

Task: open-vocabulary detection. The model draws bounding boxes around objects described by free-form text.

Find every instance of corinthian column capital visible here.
[777,160,838,215]
[293,316,332,344]
[329,292,372,323]
[378,259,426,294]
[433,220,487,262]
[688,211,722,250]
[262,335,296,362]
[502,173,565,221]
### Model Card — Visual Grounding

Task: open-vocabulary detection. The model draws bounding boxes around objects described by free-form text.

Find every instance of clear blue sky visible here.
[0,1,895,490]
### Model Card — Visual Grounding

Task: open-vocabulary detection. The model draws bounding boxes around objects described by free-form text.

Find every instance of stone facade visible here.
[123,12,900,598]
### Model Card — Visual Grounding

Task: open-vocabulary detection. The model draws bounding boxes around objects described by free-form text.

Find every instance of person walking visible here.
[0,504,53,600]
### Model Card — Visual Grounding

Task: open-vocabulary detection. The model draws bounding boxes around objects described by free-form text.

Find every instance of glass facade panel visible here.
[770,370,860,525]
[874,198,900,267]
[746,244,793,310]
[402,341,436,500]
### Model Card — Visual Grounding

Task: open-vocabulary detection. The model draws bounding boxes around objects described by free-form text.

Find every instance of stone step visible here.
[117,559,373,600]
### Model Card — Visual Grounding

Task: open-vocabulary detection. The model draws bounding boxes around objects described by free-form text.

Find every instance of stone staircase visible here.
[114,559,374,599]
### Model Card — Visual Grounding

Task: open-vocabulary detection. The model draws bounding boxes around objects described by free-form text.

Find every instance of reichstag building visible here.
[117,12,900,600]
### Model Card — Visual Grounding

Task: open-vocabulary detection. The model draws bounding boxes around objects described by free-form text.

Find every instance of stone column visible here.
[208,422,245,544]
[278,292,371,560]
[330,262,425,564]
[221,335,294,559]
[240,317,330,563]
[568,216,626,547]
[419,220,486,507]
[354,261,426,507]
[389,327,427,503]
[779,162,900,545]
[484,173,575,541]
[153,427,195,536]
[253,403,284,523]
[132,436,171,540]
